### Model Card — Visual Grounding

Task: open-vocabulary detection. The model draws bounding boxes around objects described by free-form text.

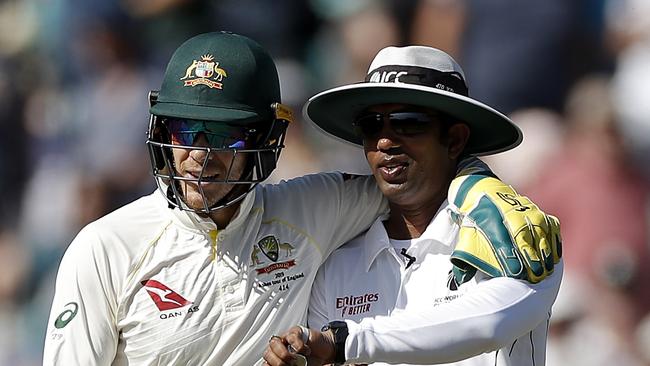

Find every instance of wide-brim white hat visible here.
[304,46,522,155]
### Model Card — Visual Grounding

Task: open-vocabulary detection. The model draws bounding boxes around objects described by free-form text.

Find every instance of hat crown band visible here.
[365,65,468,97]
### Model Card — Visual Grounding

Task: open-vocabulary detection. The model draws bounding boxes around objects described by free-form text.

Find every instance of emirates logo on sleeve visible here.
[141,280,191,311]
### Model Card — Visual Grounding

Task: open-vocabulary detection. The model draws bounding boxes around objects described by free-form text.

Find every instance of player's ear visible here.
[447,123,470,160]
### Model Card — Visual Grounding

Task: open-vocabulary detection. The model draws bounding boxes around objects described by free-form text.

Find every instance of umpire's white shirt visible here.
[43,173,386,366]
[309,201,563,365]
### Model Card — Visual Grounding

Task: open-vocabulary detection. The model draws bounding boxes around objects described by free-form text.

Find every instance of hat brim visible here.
[304,83,522,155]
[150,102,266,124]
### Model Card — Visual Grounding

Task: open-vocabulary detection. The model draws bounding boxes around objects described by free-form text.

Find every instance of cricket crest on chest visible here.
[250,234,307,293]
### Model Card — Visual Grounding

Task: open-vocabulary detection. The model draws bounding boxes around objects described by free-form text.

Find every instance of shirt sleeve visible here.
[344,262,563,364]
[264,173,388,260]
[43,225,120,366]
[325,174,388,255]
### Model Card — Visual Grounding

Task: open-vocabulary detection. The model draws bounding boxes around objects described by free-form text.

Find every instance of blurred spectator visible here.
[121,0,224,67]
[0,58,29,229]
[0,0,38,230]
[211,0,319,60]
[0,0,39,58]
[0,231,30,303]
[0,230,34,365]
[68,22,154,212]
[548,274,646,366]
[607,0,650,178]
[266,121,325,183]
[482,108,565,188]
[304,1,400,174]
[636,313,650,364]
[307,0,399,89]
[459,0,609,114]
[409,0,465,58]
[527,75,650,350]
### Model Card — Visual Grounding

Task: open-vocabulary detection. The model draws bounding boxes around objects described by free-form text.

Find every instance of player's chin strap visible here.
[165,157,256,212]
[164,181,251,212]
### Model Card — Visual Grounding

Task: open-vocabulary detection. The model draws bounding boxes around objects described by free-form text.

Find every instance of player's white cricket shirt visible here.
[43,172,386,366]
[309,201,563,366]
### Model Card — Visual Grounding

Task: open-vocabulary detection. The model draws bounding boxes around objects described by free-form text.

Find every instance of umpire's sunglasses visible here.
[352,112,434,138]
[165,118,249,149]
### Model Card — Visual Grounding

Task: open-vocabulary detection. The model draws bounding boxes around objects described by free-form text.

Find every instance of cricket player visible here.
[43,33,559,365]
[264,46,562,366]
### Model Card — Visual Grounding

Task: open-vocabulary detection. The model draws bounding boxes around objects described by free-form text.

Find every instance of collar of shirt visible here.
[361,200,459,272]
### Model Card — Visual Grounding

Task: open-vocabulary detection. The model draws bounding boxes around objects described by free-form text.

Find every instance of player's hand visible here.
[263,326,335,366]
[447,173,562,285]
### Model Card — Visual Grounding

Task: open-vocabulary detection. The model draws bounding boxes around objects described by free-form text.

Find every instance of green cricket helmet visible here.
[146,31,293,213]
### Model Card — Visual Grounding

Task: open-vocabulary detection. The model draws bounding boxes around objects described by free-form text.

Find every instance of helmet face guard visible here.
[146,93,292,213]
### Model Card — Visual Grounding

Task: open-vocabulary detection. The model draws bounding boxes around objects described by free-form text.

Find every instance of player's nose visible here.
[188,134,215,162]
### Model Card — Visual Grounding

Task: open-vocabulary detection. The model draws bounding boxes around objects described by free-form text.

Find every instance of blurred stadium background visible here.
[1,0,650,364]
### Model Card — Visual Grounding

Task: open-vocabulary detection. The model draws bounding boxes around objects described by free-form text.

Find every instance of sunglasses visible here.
[166,119,249,149]
[353,112,434,138]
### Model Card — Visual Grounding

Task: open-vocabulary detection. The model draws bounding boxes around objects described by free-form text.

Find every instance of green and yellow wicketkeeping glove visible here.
[448,171,562,286]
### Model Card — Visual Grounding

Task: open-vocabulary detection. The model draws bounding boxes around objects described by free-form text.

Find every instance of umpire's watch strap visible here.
[321,320,348,365]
